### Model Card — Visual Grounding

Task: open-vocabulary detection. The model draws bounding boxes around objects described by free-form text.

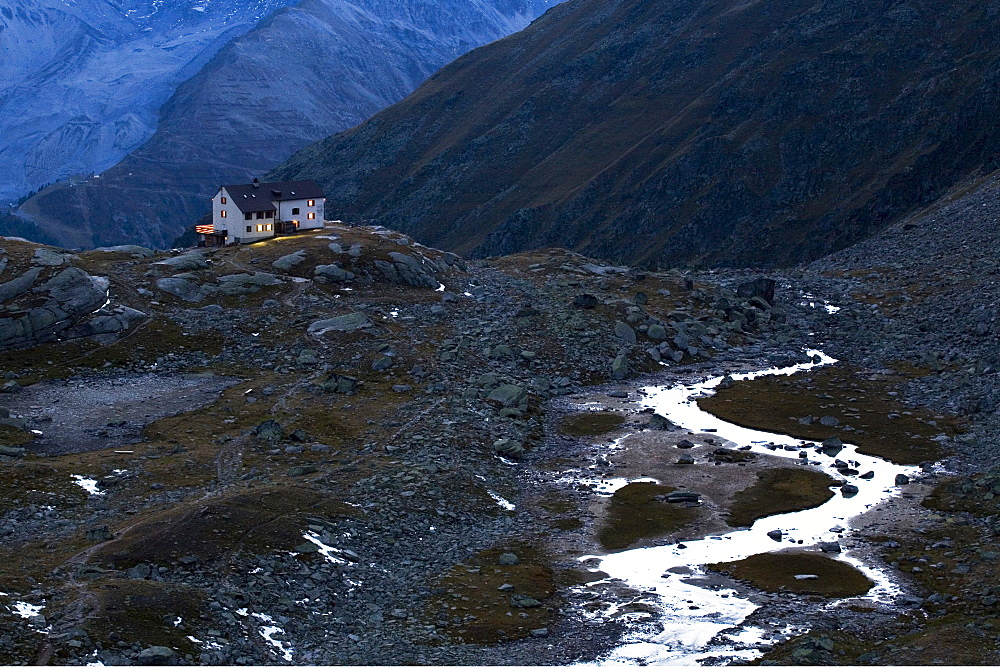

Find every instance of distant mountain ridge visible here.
[269,0,1000,268]
[0,0,301,204]
[15,0,557,249]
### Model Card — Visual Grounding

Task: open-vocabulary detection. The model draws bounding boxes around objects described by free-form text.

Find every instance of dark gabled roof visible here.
[219,180,325,214]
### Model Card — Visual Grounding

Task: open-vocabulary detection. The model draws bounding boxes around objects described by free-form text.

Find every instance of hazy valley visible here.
[6,0,556,249]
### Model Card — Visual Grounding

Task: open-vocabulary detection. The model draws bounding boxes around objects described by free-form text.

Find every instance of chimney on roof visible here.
[252,178,260,188]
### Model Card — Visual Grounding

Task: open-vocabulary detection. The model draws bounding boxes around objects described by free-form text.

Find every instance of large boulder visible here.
[253,420,284,441]
[0,267,108,350]
[136,646,176,665]
[614,321,637,344]
[373,251,454,288]
[314,264,355,282]
[272,250,307,272]
[0,267,42,304]
[647,323,668,341]
[92,245,155,258]
[32,248,75,266]
[216,272,283,296]
[156,277,206,302]
[487,384,527,408]
[375,255,432,287]
[153,251,208,272]
[736,278,776,305]
[612,353,629,380]
[66,307,147,340]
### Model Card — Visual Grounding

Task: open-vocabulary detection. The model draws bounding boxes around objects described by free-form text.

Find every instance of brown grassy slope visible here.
[271,0,1000,268]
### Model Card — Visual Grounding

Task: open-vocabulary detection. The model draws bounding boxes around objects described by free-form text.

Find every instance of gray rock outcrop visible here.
[216,273,283,296]
[0,267,42,304]
[32,248,75,266]
[308,312,372,334]
[272,250,307,272]
[314,264,355,282]
[374,251,442,288]
[153,251,208,272]
[0,266,113,350]
[156,277,207,302]
[92,245,156,258]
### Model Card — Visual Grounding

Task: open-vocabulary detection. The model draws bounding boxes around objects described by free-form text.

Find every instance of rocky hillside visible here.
[2,205,1000,663]
[15,0,558,250]
[0,0,301,204]
[0,224,827,665]
[271,0,1000,268]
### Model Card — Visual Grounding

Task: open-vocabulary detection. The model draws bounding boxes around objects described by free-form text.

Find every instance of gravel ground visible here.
[2,214,999,665]
[1,374,240,455]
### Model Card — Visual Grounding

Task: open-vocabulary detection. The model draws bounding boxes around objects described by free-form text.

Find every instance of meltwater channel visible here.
[574,351,921,665]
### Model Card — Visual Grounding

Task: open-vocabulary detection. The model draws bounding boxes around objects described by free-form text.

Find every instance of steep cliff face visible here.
[16,0,557,249]
[270,0,1000,268]
[0,0,299,204]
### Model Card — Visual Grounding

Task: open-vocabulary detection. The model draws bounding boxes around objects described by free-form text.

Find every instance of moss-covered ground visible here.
[708,551,873,598]
[423,544,564,644]
[699,364,957,465]
[559,411,626,437]
[726,467,836,527]
[598,481,698,551]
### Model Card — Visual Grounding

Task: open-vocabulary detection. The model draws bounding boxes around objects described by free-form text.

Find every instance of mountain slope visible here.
[17,0,556,249]
[270,0,1000,268]
[0,0,300,204]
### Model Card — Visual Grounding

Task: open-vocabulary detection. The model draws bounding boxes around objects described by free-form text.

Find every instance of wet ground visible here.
[1,373,241,455]
[535,353,930,665]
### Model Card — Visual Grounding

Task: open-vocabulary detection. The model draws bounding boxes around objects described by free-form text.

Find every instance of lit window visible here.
[256,224,263,232]
[307,200,314,207]
[220,210,227,218]
[221,196,227,204]
[308,212,315,220]
[265,224,273,232]
[291,207,300,215]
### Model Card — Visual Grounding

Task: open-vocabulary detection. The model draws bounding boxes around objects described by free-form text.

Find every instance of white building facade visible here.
[199,178,326,245]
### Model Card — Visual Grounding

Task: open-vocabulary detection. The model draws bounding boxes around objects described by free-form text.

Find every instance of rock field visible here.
[1,210,999,665]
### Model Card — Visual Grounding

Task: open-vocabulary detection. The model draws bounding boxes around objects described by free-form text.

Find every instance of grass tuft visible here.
[708,551,873,598]
[726,467,836,527]
[559,411,625,437]
[598,481,697,551]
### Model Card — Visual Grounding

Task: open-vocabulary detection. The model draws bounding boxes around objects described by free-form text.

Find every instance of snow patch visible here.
[11,601,44,619]
[487,490,515,511]
[251,613,293,661]
[301,532,349,565]
[71,475,104,495]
